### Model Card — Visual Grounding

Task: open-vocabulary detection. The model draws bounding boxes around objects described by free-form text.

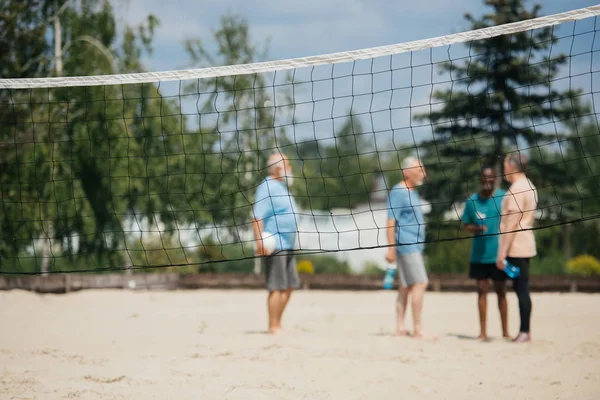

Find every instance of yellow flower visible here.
[296,259,315,275]
[567,255,600,276]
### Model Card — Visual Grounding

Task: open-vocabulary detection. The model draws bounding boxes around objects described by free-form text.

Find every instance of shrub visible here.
[296,259,315,274]
[529,253,566,275]
[424,239,471,274]
[302,254,351,274]
[362,261,385,275]
[127,235,198,274]
[566,254,600,276]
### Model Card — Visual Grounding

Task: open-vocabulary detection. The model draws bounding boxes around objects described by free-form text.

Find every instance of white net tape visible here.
[1,5,599,89]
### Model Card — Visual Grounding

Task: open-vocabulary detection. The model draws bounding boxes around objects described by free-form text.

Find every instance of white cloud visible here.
[107,0,597,145]
[113,0,483,72]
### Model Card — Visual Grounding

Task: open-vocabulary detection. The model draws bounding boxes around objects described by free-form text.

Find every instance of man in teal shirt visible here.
[461,167,508,340]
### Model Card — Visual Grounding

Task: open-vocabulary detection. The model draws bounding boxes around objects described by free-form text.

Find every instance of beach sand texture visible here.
[1,289,599,399]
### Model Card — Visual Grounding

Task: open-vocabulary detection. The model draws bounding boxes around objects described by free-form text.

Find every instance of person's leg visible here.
[492,279,509,338]
[476,279,489,340]
[395,255,410,336]
[265,254,285,334]
[396,285,410,336]
[275,253,299,332]
[277,288,292,321]
[411,281,429,338]
[401,252,434,339]
[510,258,531,342]
[268,290,284,333]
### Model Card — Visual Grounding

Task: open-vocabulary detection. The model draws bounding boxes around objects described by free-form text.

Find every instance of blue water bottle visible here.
[383,264,396,289]
[504,260,520,279]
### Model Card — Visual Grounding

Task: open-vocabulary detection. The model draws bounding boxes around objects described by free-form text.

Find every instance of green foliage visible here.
[570,221,600,260]
[195,236,255,273]
[0,1,212,271]
[300,254,351,274]
[424,224,472,274]
[1,253,124,274]
[362,261,385,276]
[182,12,286,240]
[126,235,199,274]
[292,115,381,210]
[415,0,586,210]
[530,254,566,276]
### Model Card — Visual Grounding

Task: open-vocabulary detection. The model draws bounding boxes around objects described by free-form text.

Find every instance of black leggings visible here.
[508,257,531,333]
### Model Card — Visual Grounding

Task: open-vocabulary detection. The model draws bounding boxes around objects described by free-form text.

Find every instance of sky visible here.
[113,0,598,73]
[108,0,600,153]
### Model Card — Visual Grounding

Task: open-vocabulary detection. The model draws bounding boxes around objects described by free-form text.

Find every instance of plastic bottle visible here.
[383,264,396,289]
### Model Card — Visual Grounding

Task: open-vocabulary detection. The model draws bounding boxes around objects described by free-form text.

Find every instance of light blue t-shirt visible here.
[387,184,426,254]
[461,189,506,264]
[253,177,298,251]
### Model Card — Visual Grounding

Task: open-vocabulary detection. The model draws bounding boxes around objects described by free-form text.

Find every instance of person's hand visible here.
[385,247,396,264]
[474,224,488,234]
[255,240,267,256]
[465,224,486,234]
[496,253,506,270]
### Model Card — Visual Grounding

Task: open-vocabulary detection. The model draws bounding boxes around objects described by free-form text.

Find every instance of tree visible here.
[292,113,380,210]
[183,13,291,241]
[0,0,189,272]
[415,0,585,213]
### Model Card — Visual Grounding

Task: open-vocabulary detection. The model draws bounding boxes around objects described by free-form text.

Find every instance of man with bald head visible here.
[496,152,538,343]
[251,152,300,334]
[385,156,434,339]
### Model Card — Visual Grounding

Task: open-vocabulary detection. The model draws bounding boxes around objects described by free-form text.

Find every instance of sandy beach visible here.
[1,289,599,399]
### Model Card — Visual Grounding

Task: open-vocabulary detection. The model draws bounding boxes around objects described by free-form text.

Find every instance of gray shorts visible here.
[396,252,429,287]
[263,251,300,291]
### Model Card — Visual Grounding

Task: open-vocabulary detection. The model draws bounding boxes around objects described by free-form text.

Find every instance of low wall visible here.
[1,272,600,293]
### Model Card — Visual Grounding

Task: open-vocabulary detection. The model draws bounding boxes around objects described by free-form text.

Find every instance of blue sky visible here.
[114,0,598,72]
[110,0,600,152]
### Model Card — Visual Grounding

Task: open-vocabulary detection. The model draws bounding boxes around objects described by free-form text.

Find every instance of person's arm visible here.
[386,217,396,263]
[251,218,266,256]
[496,193,522,269]
[252,184,271,256]
[461,200,485,234]
[385,188,402,263]
[464,225,485,233]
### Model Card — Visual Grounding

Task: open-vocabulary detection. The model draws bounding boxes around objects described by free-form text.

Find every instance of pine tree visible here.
[416,0,585,202]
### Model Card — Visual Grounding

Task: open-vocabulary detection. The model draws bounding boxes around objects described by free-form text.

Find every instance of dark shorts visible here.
[263,251,300,291]
[469,262,507,281]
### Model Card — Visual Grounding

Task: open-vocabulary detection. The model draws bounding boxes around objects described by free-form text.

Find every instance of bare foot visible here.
[268,327,283,335]
[476,333,488,341]
[512,332,531,343]
[395,330,409,337]
[413,332,438,342]
[502,333,511,340]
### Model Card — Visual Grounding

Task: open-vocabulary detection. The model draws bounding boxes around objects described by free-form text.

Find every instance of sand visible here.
[1,289,599,400]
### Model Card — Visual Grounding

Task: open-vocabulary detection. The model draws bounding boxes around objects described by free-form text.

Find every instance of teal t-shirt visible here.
[461,189,506,264]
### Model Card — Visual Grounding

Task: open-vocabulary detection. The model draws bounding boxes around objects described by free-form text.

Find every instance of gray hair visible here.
[506,152,528,172]
[267,153,287,175]
[401,156,421,170]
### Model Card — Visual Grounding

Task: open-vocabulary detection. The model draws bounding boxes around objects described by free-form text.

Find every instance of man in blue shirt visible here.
[385,156,434,340]
[461,166,508,340]
[252,153,300,334]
